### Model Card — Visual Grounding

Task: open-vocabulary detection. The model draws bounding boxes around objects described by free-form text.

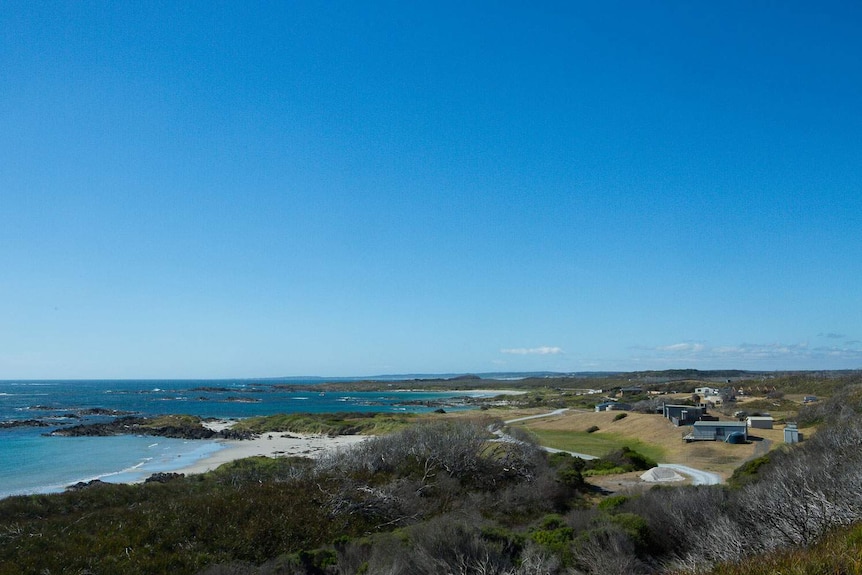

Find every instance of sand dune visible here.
[172,422,370,475]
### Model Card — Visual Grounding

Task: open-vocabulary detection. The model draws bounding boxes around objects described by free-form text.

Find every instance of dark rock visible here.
[0,419,52,429]
[46,415,257,441]
[77,408,135,416]
[50,416,217,439]
[218,428,256,440]
[222,396,261,403]
[145,472,185,483]
[66,479,108,491]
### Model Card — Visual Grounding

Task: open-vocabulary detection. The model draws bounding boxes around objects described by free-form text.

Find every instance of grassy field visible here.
[522,427,666,461]
[436,391,819,480]
[501,409,793,479]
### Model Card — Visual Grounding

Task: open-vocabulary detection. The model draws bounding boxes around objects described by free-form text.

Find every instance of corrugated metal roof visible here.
[692,420,747,427]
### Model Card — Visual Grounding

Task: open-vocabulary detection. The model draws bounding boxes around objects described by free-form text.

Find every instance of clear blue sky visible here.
[2,1,861,378]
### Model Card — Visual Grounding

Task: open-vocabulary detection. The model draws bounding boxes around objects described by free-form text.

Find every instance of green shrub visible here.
[547,452,585,489]
[586,425,600,433]
[727,454,771,489]
[597,495,629,512]
[537,514,567,530]
[582,446,656,477]
[609,512,649,550]
[480,526,525,558]
[529,517,575,564]
[583,466,629,476]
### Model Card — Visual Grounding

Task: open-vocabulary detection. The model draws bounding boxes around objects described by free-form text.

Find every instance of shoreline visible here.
[168,391,525,477]
[0,387,528,497]
[168,423,371,476]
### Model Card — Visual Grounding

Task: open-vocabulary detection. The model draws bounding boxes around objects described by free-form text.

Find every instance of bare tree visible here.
[575,525,647,575]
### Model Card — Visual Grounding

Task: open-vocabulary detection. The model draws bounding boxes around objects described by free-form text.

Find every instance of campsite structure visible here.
[685,420,748,442]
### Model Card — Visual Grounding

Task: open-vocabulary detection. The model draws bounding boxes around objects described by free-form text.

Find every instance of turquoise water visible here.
[0,379,492,498]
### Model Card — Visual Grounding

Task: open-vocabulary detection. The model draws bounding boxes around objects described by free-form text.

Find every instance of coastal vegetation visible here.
[4,407,862,574]
[231,412,416,436]
[2,370,862,574]
[0,420,583,574]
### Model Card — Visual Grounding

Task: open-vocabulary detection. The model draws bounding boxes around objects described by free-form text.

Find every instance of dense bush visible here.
[583,447,656,476]
[619,416,862,571]
[0,419,587,575]
[4,408,862,575]
[232,412,415,436]
[796,383,862,426]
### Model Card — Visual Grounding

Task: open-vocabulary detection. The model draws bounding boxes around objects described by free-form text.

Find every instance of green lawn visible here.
[520,427,666,462]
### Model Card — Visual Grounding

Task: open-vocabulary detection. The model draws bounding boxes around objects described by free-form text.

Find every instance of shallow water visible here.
[0,379,491,498]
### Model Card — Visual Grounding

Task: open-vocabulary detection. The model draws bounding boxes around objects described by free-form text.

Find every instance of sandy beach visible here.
[171,421,371,476]
[170,390,525,476]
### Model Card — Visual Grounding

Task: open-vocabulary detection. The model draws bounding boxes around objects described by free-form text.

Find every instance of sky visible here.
[2,1,861,379]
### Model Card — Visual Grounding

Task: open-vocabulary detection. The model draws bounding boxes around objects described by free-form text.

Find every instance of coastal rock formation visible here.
[66,479,108,491]
[48,416,255,440]
[0,419,52,429]
[145,472,185,483]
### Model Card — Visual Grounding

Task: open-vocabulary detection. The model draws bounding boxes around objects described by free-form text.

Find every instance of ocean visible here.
[0,379,495,499]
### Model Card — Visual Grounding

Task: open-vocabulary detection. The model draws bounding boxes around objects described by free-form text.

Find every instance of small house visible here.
[663,404,707,426]
[686,421,748,442]
[746,416,774,429]
[595,402,616,412]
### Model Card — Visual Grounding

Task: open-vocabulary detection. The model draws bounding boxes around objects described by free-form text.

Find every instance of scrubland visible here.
[2,371,861,575]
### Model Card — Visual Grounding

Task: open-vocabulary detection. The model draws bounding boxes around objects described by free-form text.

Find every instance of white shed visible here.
[746,416,773,429]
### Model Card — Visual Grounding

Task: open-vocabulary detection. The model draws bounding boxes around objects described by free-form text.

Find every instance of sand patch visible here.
[173,424,370,476]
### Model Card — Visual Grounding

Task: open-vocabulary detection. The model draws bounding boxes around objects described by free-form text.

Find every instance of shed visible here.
[686,421,748,442]
[607,402,631,411]
[746,416,774,429]
[595,402,615,412]
[785,422,803,443]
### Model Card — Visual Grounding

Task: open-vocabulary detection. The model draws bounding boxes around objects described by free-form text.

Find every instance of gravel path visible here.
[657,463,722,485]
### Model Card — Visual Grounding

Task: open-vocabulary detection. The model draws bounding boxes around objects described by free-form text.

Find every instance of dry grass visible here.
[431,401,815,480]
[511,410,776,479]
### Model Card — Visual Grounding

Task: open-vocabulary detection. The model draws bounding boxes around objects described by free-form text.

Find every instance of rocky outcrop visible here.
[0,419,52,429]
[77,408,135,416]
[145,472,185,483]
[66,479,108,491]
[48,416,255,440]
